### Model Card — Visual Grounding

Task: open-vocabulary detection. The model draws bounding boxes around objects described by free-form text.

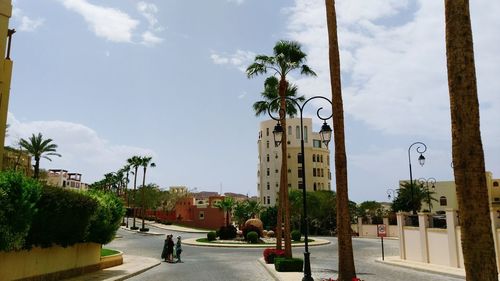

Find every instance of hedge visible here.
[291,230,301,242]
[263,248,285,264]
[0,171,42,251]
[274,257,303,272]
[25,185,98,248]
[85,190,125,244]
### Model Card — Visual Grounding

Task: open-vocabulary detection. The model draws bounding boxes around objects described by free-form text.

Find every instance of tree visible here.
[127,156,142,229]
[325,1,356,279]
[391,182,432,214]
[139,156,155,231]
[247,40,316,258]
[357,201,384,224]
[19,133,61,179]
[214,196,235,227]
[233,200,265,229]
[252,76,305,117]
[260,206,277,231]
[444,1,497,280]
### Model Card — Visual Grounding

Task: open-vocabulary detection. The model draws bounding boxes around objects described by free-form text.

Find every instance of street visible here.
[106,224,465,281]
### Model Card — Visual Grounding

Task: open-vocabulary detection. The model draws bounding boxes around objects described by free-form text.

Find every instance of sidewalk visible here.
[376,256,466,278]
[64,255,160,281]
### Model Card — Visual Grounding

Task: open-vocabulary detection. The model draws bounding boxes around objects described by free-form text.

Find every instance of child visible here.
[175,236,183,263]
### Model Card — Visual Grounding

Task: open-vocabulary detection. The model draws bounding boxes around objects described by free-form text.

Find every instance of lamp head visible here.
[272,122,284,147]
[319,122,332,147]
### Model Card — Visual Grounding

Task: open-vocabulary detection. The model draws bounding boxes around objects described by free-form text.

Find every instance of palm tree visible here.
[139,156,156,231]
[214,196,235,227]
[253,76,305,117]
[325,1,356,279]
[19,133,61,179]
[127,156,142,230]
[444,1,497,280]
[247,40,316,258]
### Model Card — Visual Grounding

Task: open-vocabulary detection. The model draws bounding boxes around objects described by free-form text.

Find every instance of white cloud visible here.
[12,7,44,32]
[137,1,162,31]
[210,50,255,72]
[60,0,139,43]
[6,113,155,184]
[141,30,163,46]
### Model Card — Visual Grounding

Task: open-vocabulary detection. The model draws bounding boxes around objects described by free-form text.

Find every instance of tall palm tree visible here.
[139,156,156,231]
[325,1,356,280]
[253,76,305,117]
[127,156,142,230]
[444,1,497,280]
[247,40,316,258]
[19,133,61,179]
[215,196,235,227]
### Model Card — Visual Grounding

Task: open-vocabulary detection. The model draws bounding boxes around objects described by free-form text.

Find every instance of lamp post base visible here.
[302,251,313,281]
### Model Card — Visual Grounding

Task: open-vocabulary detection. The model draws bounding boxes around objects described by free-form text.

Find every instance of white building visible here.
[45,169,89,190]
[257,118,331,206]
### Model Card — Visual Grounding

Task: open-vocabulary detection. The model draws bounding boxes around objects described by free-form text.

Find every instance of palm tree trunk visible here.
[33,158,40,179]
[325,1,356,280]
[444,1,497,280]
[279,77,292,258]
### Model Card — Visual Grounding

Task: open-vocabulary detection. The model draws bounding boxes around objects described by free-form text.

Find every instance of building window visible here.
[313,168,317,177]
[313,183,317,191]
[275,154,278,159]
[298,181,303,189]
[288,169,291,173]
[267,196,271,204]
[321,169,324,177]
[296,126,300,139]
[266,154,270,162]
[266,141,270,148]
[297,153,302,163]
[313,155,316,162]
[199,211,205,220]
[275,169,279,174]
[298,168,303,178]
[266,128,269,136]
[267,168,270,176]
[494,181,499,187]
[288,126,292,135]
[288,183,292,188]
[313,139,322,148]
[440,196,448,206]
[304,126,308,143]
[288,154,291,159]
[320,155,323,163]
[275,183,279,188]
[267,182,270,190]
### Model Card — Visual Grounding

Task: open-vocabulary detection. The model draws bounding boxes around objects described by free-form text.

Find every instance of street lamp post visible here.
[386,188,399,201]
[268,96,332,281]
[407,142,427,214]
[417,177,436,213]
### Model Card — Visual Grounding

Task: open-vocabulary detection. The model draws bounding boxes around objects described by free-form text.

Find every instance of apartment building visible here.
[257,118,331,206]
[45,169,89,190]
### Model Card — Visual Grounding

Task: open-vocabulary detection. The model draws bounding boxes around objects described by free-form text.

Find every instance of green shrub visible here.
[246,231,259,244]
[26,185,98,248]
[85,190,125,244]
[207,231,216,241]
[0,171,42,251]
[243,224,262,239]
[291,230,301,242]
[274,257,303,272]
[217,225,237,240]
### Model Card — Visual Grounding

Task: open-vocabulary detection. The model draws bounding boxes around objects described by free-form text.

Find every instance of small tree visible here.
[19,133,61,179]
[214,197,235,227]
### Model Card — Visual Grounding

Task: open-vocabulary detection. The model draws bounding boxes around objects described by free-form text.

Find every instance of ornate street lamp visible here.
[418,177,436,213]
[267,95,333,281]
[407,142,427,214]
[386,188,399,200]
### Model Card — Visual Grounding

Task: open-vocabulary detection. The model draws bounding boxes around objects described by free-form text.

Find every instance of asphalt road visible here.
[106,224,465,281]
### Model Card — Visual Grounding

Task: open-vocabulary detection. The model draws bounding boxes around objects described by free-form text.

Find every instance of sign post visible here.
[377,224,387,261]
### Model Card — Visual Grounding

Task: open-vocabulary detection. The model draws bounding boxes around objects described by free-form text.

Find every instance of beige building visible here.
[404,171,500,213]
[45,169,88,190]
[257,118,331,206]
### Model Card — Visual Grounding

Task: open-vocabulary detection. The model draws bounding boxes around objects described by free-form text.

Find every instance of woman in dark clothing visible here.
[167,234,175,262]
[161,235,169,262]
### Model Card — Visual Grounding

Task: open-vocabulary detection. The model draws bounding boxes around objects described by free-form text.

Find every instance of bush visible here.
[217,225,237,240]
[291,230,301,242]
[207,231,216,241]
[85,190,124,244]
[26,185,98,248]
[243,224,261,239]
[246,231,259,243]
[274,257,303,272]
[0,171,42,251]
[263,248,285,264]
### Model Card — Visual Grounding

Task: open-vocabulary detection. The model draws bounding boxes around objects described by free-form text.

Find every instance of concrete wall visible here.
[0,243,101,281]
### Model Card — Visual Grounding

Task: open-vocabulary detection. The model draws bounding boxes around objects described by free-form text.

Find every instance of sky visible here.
[6,0,500,203]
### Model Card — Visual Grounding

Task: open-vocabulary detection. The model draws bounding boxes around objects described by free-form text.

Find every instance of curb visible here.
[182,237,331,248]
[257,258,281,281]
[120,226,164,236]
[114,260,160,281]
[375,257,465,279]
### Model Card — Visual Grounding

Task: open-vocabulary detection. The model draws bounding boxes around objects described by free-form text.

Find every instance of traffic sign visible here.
[377,224,387,237]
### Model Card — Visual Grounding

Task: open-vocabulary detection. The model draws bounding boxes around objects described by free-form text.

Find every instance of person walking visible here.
[167,234,175,262]
[161,235,169,262]
[175,236,183,263]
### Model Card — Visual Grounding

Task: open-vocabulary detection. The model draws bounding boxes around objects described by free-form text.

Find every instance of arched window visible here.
[266,154,269,162]
[288,126,292,135]
[312,155,316,162]
[494,181,499,187]
[296,126,300,139]
[440,196,448,206]
[267,182,270,190]
[313,183,317,191]
[266,140,269,148]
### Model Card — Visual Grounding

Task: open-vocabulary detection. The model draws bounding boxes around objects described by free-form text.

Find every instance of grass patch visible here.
[101,248,120,257]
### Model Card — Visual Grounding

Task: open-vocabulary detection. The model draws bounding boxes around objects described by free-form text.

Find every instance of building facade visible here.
[45,169,89,190]
[257,118,331,207]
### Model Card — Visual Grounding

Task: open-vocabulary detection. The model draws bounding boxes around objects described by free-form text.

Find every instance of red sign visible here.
[377,224,387,237]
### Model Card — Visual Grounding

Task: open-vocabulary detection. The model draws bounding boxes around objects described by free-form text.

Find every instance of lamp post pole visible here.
[268,96,332,281]
[417,177,436,213]
[407,142,427,214]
